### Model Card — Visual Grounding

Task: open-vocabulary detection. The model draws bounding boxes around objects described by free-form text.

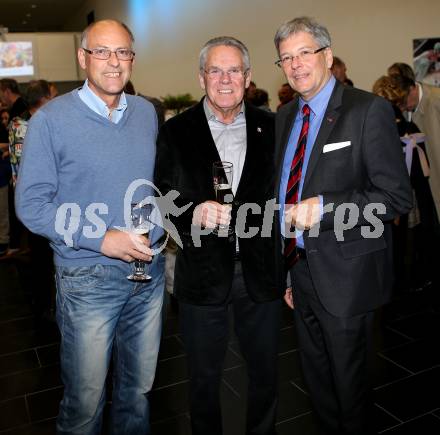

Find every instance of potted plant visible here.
[161,93,196,118]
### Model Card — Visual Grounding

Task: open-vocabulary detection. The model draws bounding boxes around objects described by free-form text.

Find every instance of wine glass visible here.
[212,161,234,235]
[127,202,153,281]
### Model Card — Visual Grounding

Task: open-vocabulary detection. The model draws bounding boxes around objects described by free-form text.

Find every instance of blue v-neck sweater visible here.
[15,89,160,266]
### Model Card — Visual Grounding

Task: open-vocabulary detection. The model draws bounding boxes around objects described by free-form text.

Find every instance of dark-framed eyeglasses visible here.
[82,47,135,61]
[275,46,328,68]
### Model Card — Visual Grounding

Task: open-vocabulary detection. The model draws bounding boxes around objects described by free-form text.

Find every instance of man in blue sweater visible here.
[15,20,164,435]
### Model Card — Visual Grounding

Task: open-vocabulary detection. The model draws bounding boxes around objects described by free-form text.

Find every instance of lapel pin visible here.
[257,127,262,133]
[327,117,334,123]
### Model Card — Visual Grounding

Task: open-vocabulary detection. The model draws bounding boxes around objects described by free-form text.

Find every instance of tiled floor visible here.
[1,256,439,434]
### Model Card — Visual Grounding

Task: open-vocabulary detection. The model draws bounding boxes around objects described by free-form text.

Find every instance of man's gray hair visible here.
[274,17,331,55]
[199,36,250,71]
[80,19,135,49]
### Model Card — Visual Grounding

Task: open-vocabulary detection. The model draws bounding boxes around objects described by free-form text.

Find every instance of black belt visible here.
[296,247,307,259]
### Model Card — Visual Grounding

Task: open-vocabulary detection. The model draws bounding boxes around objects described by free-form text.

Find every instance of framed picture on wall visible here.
[413,37,440,86]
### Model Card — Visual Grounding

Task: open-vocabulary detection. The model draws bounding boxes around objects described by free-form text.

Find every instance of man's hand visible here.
[101,229,153,263]
[192,201,232,228]
[285,196,320,231]
[284,287,294,309]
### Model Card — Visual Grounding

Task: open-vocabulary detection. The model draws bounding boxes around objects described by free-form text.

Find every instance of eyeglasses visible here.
[82,47,135,61]
[275,46,328,68]
[204,67,248,80]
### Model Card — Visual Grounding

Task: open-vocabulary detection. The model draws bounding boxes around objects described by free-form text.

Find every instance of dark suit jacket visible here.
[155,99,284,305]
[275,81,413,317]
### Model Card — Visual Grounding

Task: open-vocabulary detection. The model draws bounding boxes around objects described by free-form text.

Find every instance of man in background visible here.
[387,62,415,81]
[0,78,28,119]
[8,80,53,320]
[331,56,354,86]
[0,78,27,255]
[277,82,295,110]
[392,73,440,221]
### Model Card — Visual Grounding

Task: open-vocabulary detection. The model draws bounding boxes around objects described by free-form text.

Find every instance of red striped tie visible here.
[284,104,311,268]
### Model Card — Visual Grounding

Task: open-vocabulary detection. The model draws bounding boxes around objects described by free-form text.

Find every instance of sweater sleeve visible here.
[15,111,103,253]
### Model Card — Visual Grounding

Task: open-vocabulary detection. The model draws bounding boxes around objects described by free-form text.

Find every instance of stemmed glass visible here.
[127,202,153,281]
[212,161,234,235]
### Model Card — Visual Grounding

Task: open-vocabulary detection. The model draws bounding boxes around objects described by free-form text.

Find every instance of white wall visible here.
[65,0,440,110]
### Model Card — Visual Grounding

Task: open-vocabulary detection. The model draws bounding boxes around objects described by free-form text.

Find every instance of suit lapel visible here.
[303,82,344,191]
[274,99,299,198]
[279,99,299,163]
[184,99,224,199]
[413,84,427,120]
[190,98,222,164]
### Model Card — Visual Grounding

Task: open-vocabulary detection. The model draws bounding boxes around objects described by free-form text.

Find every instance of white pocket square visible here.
[323,141,351,153]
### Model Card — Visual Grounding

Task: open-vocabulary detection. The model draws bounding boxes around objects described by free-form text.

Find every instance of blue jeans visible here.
[55,254,165,435]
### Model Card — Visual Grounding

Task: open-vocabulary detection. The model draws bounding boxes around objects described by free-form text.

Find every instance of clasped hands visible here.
[192,201,232,228]
[284,196,320,232]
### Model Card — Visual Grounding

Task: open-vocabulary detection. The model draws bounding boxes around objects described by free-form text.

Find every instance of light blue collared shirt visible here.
[280,75,336,247]
[78,79,127,123]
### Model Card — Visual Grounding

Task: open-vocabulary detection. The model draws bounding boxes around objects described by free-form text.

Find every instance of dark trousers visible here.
[8,183,25,249]
[179,260,281,435]
[291,258,375,435]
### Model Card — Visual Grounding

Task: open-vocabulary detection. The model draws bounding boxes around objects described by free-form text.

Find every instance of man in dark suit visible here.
[155,37,283,435]
[273,17,412,435]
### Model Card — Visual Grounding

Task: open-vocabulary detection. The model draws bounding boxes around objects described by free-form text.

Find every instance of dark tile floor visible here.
[1,256,440,434]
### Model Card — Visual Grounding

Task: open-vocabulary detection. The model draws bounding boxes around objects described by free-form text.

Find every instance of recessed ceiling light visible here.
[31,4,37,9]
[22,20,27,24]
[26,13,31,17]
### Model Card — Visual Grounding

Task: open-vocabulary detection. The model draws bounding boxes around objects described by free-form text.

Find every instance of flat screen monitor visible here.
[0,41,34,77]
